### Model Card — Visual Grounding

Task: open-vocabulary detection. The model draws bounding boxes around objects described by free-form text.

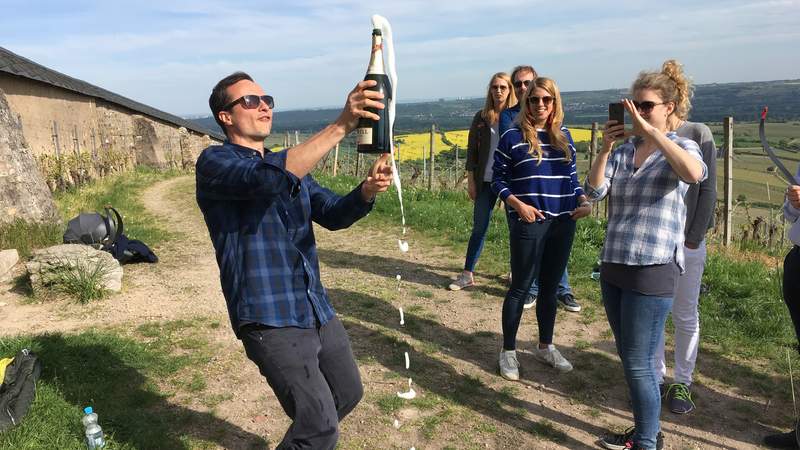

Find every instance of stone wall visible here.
[0,72,220,193]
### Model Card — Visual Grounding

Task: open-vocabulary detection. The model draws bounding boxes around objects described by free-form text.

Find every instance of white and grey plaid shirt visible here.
[584,132,707,271]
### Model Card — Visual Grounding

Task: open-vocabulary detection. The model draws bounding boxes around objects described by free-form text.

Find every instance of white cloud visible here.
[1,0,798,115]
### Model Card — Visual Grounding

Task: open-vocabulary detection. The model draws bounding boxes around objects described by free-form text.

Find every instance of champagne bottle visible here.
[356,29,392,154]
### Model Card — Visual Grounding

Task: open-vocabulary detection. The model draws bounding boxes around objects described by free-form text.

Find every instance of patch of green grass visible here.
[473,421,497,433]
[411,393,446,411]
[33,257,113,303]
[55,167,183,247]
[420,407,454,439]
[0,328,263,449]
[414,289,434,299]
[0,219,62,259]
[574,339,591,351]
[185,373,207,392]
[200,393,234,409]
[376,394,404,414]
[531,419,567,443]
[469,290,486,300]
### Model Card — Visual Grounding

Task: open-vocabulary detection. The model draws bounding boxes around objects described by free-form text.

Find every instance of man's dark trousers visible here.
[241,316,363,449]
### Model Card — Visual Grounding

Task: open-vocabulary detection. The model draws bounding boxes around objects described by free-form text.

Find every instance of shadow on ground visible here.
[331,287,794,448]
[0,332,267,450]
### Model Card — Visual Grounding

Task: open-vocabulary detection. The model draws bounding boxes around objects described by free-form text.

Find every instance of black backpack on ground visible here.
[64,205,158,264]
[108,233,159,264]
[0,349,42,432]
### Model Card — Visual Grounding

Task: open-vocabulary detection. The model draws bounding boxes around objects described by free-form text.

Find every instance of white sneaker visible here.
[533,345,573,373]
[499,350,520,381]
[448,272,474,291]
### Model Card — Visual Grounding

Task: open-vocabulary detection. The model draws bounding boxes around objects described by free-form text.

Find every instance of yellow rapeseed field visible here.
[393,127,593,161]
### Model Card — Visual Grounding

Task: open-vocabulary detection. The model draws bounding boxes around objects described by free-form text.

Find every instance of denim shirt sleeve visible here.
[307,176,373,230]
[678,137,708,184]
[196,146,299,200]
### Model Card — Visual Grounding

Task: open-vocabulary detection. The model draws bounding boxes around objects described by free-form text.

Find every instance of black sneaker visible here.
[763,429,800,448]
[600,427,664,450]
[557,293,581,312]
[666,383,695,414]
[523,294,537,310]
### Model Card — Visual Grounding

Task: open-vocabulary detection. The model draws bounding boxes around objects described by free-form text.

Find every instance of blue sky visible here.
[2,0,799,117]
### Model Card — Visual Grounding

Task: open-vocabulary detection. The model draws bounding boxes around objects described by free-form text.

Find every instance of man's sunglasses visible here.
[513,80,532,89]
[527,95,554,106]
[632,101,665,113]
[223,94,274,111]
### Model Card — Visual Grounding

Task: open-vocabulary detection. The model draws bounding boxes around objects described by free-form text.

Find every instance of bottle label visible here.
[355,127,372,145]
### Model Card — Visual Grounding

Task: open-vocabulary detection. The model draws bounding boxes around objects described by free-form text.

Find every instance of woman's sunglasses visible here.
[527,95,554,106]
[223,94,275,111]
[632,101,665,113]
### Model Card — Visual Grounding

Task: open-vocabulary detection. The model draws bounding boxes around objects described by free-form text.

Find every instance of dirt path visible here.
[1,175,793,449]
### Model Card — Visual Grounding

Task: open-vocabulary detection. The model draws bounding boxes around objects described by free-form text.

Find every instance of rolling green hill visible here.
[192,79,800,134]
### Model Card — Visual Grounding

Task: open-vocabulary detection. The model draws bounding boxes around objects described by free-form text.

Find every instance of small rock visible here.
[0,249,19,283]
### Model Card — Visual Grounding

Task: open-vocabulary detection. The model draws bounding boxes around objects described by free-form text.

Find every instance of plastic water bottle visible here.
[82,406,106,449]
[590,261,601,281]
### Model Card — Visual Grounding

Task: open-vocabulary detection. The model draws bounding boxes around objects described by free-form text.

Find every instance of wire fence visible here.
[292,118,793,253]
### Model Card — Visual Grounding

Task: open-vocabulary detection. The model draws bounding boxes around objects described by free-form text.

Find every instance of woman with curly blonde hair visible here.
[588,62,708,450]
[491,77,591,380]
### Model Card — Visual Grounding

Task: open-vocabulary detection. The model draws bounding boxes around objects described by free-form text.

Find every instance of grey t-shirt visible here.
[483,123,499,182]
[676,121,717,245]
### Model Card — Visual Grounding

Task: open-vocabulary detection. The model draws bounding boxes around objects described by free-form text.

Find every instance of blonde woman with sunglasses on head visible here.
[449,72,516,290]
[491,77,591,380]
[587,64,707,450]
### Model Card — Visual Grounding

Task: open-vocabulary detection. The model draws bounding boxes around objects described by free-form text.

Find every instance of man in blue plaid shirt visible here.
[196,71,392,449]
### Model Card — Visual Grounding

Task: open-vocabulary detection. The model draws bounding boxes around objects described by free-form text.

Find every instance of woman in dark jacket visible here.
[449,72,516,290]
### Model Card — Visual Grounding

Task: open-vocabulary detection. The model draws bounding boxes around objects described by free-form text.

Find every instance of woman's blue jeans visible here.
[601,280,673,450]
[464,183,498,272]
[502,217,576,349]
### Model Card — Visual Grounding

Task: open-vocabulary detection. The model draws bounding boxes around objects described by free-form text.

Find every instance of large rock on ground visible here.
[0,88,60,224]
[0,249,19,283]
[25,244,122,293]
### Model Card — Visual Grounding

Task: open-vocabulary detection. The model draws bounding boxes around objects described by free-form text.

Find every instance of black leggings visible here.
[784,246,800,352]
[502,217,576,350]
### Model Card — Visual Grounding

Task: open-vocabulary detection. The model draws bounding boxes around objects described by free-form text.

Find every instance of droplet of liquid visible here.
[398,240,409,252]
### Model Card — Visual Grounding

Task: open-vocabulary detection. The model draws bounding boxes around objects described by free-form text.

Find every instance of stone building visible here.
[0,46,224,224]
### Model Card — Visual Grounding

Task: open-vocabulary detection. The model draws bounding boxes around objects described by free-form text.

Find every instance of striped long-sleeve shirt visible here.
[491,127,585,221]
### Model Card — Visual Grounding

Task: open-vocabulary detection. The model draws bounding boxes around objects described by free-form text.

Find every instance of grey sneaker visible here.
[666,383,695,414]
[557,293,581,312]
[448,272,474,291]
[523,294,537,309]
[498,350,520,381]
[532,345,573,372]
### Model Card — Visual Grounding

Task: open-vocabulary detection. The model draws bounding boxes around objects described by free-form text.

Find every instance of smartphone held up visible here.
[608,102,624,126]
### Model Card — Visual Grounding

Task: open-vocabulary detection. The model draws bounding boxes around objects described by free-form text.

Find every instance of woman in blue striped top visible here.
[492,77,591,380]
